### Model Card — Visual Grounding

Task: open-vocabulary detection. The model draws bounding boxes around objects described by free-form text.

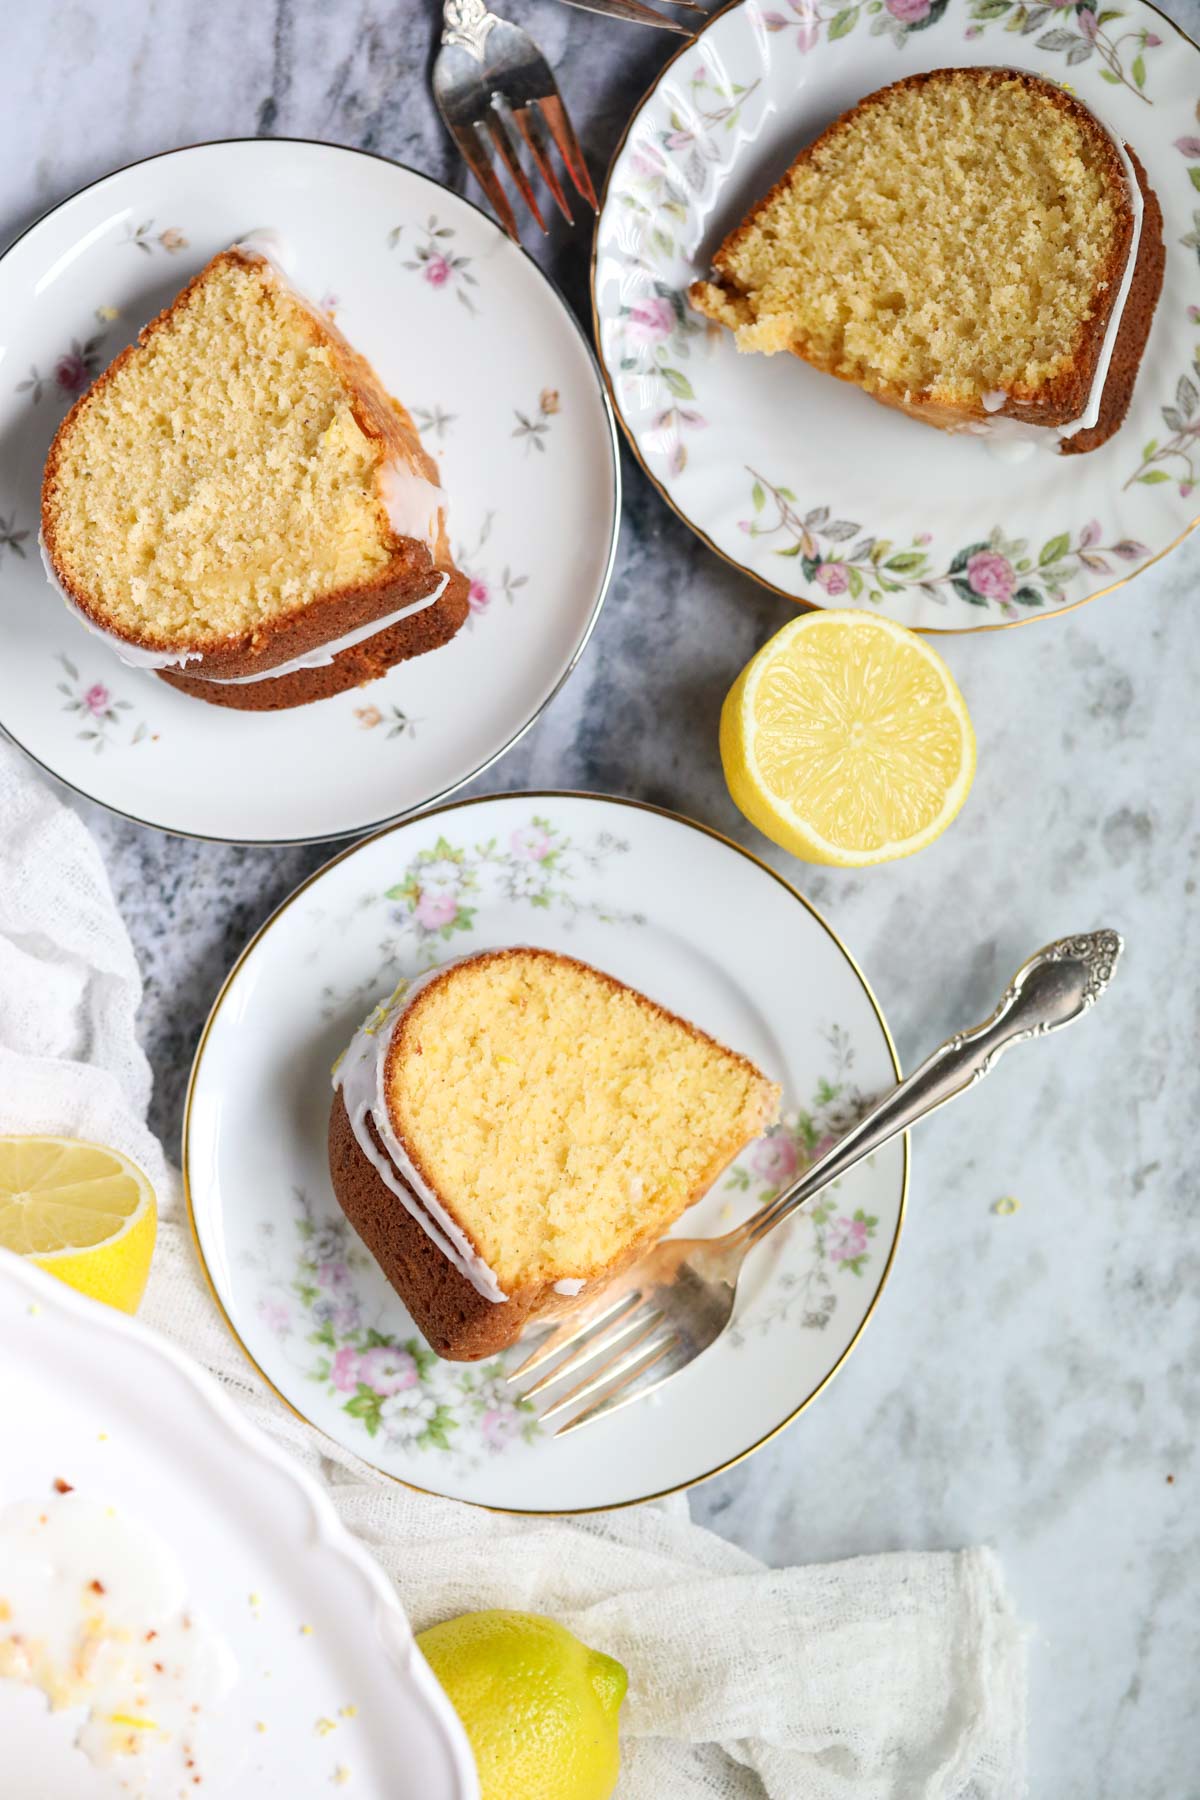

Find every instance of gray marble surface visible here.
[3,2,1198,1794]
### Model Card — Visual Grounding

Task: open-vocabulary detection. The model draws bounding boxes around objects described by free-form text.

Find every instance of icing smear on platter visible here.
[0,1492,238,1797]
[37,226,449,682]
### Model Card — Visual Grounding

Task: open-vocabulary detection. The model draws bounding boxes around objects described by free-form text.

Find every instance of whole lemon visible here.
[417,1609,626,1800]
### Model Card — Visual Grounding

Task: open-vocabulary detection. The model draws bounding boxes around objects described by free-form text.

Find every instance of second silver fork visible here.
[433,0,597,241]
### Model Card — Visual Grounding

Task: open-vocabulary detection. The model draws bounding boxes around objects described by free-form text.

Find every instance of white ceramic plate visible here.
[0,139,618,842]
[184,792,907,1513]
[593,0,1200,630]
[0,1251,478,1799]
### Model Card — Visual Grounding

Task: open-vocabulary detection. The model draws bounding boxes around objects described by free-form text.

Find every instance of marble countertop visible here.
[3,3,1197,1794]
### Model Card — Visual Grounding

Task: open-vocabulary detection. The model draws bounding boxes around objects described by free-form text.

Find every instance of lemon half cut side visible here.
[720,609,976,866]
[0,1135,157,1315]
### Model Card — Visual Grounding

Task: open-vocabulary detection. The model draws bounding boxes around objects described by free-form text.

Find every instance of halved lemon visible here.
[0,1136,157,1314]
[720,610,976,866]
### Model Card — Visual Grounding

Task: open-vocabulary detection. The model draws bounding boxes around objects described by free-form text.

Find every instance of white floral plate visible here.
[184,792,907,1513]
[0,140,618,842]
[0,1252,477,1799]
[592,0,1200,630]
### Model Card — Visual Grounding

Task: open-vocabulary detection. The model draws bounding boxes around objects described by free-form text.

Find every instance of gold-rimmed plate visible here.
[591,0,1200,631]
[183,791,907,1514]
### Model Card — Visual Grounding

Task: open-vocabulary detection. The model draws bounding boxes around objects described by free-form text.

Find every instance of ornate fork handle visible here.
[443,0,500,56]
[736,930,1122,1253]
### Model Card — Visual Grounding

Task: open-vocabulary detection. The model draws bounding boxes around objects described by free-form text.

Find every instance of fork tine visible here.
[446,118,520,241]
[505,1288,642,1384]
[517,1300,662,1403]
[482,109,547,233]
[558,0,695,30]
[511,104,573,225]
[538,1316,672,1423]
[553,1335,682,1436]
[536,94,598,213]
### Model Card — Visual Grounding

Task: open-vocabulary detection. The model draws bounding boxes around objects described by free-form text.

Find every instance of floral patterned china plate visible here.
[184,792,907,1513]
[0,1252,477,1799]
[592,0,1200,630]
[0,140,618,841]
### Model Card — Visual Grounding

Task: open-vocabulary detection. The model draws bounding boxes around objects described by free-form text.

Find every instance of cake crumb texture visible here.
[387,948,780,1292]
[43,255,401,644]
[691,69,1133,412]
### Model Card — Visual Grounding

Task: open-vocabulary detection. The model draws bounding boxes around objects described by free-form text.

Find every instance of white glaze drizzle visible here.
[188,571,449,684]
[41,227,450,675]
[39,534,204,669]
[231,226,299,278]
[378,462,446,553]
[955,107,1144,459]
[553,1278,586,1296]
[334,963,510,1305]
[41,532,448,681]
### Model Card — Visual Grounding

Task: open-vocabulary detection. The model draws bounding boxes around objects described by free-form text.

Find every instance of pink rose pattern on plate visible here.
[1129,138,1200,495]
[315,816,646,1030]
[453,511,529,626]
[741,471,1149,615]
[123,219,189,255]
[389,214,479,315]
[55,655,154,754]
[371,815,642,959]
[16,330,108,406]
[725,1024,880,1339]
[758,0,1159,89]
[244,1190,539,1459]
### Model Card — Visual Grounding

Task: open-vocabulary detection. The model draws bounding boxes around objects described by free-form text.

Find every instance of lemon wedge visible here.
[0,1136,157,1314]
[720,609,976,866]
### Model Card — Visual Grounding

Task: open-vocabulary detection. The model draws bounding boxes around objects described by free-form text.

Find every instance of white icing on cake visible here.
[334,962,510,1305]
[232,226,299,278]
[189,572,450,684]
[39,534,204,669]
[40,228,452,678]
[41,532,448,682]
[959,109,1144,459]
[378,462,446,553]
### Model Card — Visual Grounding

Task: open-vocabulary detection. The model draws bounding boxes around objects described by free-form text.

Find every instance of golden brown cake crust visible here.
[153,565,469,710]
[328,1092,603,1362]
[328,947,780,1361]
[40,249,468,692]
[689,68,1157,447]
[1062,147,1164,455]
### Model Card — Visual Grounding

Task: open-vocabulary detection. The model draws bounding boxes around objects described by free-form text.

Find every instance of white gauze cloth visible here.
[0,741,1027,1799]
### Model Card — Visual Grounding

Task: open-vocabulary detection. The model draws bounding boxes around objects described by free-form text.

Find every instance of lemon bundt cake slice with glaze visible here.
[328,947,781,1360]
[40,243,468,710]
[690,68,1164,455]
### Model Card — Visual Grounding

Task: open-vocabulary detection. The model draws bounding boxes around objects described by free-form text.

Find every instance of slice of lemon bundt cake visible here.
[40,241,468,709]
[328,947,781,1360]
[689,68,1164,455]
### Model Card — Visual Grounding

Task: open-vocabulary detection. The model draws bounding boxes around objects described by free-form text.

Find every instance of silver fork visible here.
[433,0,598,241]
[508,930,1123,1435]
[552,0,704,34]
